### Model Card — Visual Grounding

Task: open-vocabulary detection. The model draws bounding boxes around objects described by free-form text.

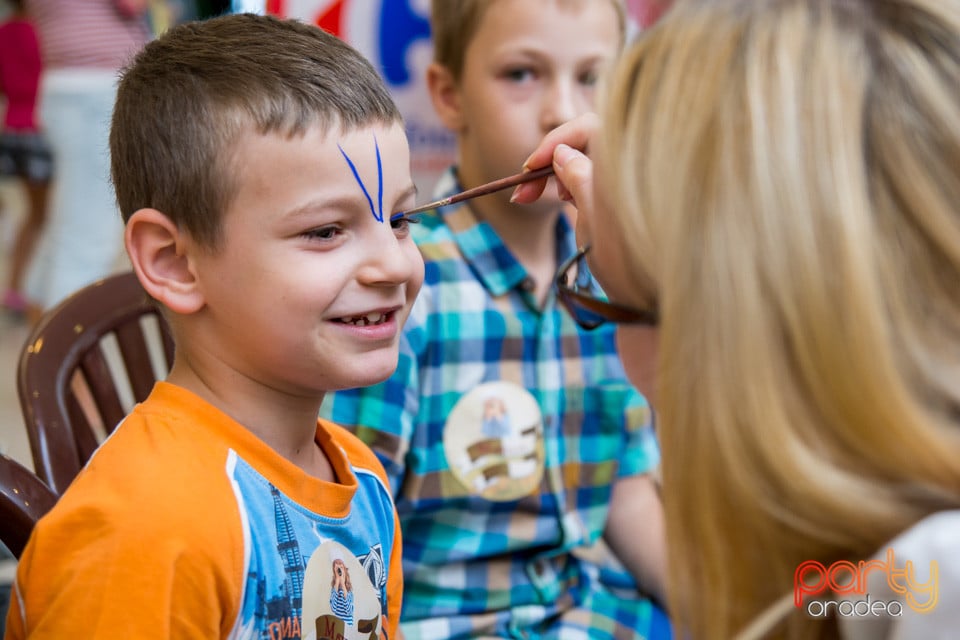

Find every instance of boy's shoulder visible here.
[47,383,250,525]
[29,401,244,565]
[83,393,224,480]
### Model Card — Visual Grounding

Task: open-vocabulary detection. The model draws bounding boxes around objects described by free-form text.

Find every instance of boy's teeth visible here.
[344,313,386,326]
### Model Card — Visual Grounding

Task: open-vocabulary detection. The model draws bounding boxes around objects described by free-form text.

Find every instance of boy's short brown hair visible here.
[429,0,627,82]
[110,13,402,249]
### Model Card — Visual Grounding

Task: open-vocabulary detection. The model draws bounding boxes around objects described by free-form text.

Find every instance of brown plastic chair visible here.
[0,452,58,559]
[17,272,174,495]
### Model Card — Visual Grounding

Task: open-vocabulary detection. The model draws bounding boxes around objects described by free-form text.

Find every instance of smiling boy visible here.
[6,14,422,639]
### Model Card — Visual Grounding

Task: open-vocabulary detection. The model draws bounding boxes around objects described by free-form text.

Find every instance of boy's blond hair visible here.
[430,0,627,81]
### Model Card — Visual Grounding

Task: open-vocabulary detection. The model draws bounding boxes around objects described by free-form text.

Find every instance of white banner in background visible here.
[262,0,454,195]
[252,0,660,193]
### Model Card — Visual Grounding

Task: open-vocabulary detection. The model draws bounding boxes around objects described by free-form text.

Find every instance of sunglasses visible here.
[555,246,659,330]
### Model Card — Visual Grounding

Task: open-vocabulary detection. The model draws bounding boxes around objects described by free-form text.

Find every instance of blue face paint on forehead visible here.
[338,137,385,223]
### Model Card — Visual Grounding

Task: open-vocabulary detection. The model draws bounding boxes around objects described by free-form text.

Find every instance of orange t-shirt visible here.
[6,382,403,639]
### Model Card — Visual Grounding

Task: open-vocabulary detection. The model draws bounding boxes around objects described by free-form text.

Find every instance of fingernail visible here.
[554,144,576,167]
[509,186,521,202]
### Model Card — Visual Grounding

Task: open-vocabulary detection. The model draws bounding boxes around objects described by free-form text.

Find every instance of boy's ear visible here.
[426,62,465,132]
[124,208,205,315]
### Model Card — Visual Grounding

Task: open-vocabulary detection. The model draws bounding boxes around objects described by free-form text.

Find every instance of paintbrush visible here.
[400,166,555,216]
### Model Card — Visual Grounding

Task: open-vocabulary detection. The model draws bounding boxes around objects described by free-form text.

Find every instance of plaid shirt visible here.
[321,169,668,639]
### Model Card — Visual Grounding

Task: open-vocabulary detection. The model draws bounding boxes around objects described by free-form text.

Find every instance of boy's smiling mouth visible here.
[337,313,390,327]
[332,307,401,327]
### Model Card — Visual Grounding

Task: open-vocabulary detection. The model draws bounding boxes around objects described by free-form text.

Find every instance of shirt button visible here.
[521,277,535,292]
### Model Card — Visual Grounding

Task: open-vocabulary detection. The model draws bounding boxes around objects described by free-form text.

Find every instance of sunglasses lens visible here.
[558,253,604,329]
[557,247,658,329]
[559,290,604,330]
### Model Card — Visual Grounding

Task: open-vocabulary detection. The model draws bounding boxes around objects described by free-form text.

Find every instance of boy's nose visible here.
[358,234,419,286]
[541,77,579,131]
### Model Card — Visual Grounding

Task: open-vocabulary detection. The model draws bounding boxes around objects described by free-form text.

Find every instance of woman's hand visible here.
[512,113,600,215]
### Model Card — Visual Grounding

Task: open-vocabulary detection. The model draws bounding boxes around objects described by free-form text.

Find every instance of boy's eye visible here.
[579,68,600,87]
[389,214,421,234]
[503,67,535,83]
[301,225,339,241]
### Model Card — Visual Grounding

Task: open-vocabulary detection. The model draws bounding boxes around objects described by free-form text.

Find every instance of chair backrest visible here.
[0,452,58,559]
[17,272,174,495]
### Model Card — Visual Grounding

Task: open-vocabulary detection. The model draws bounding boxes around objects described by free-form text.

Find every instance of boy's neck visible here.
[464,183,561,306]
[165,357,337,481]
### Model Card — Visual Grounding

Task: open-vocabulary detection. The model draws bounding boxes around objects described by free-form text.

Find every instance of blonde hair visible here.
[596,0,960,637]
[429,0,627,81]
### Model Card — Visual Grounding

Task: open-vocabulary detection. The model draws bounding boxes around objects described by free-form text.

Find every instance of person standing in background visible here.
[322,1,669,637]
[21,0,150,319]
[0,0,53,316]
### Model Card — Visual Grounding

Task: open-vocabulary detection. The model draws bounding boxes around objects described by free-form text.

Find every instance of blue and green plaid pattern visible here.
[321,169,669,639]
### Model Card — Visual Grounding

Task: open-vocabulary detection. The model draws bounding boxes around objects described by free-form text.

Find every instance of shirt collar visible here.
[430,167,577,298]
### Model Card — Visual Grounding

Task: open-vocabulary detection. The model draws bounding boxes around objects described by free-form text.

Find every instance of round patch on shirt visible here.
[443,381,545,501]
[302,541,385,639]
